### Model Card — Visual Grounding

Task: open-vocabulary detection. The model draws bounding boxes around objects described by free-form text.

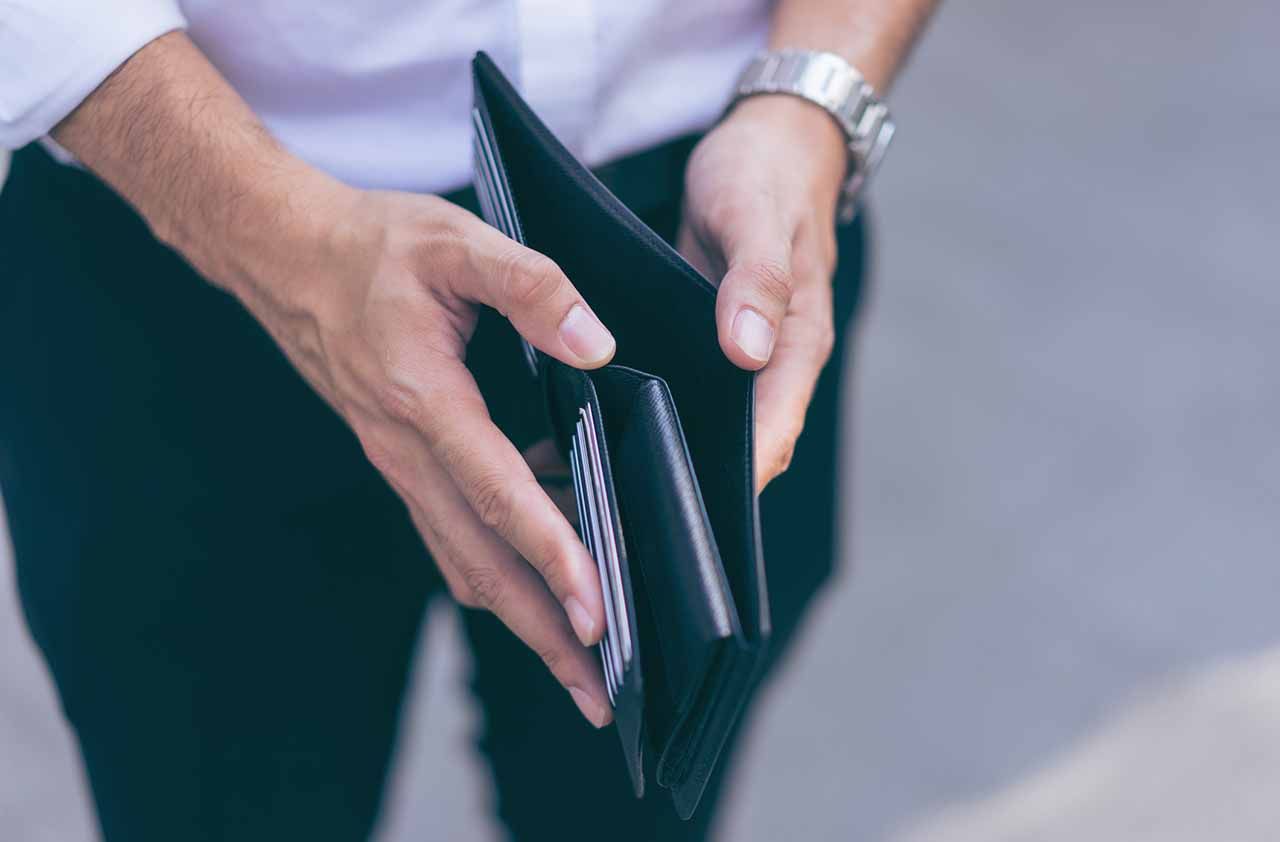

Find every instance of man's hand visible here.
[53,32,616,728]
[269,187,618,729]
[680,0,938,490]
[678,95,847,491]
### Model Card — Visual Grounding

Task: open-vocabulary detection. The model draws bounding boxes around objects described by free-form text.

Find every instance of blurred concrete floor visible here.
[3,0,1280,839]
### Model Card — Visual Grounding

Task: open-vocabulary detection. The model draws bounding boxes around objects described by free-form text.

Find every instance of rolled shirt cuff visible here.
[0,0,188,149]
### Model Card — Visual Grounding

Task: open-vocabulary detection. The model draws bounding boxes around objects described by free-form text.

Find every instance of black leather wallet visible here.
[470,52,770,819]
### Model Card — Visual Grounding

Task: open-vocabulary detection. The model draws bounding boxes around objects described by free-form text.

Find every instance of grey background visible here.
[3,0,1279,839]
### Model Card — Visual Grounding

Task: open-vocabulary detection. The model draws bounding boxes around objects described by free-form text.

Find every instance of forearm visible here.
[767,0,940,91]
[51,32,344,309]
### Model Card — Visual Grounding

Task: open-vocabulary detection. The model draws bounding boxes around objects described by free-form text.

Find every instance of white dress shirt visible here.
[0,0,769,193]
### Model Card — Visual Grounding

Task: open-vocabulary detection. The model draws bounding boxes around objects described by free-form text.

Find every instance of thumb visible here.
[713,211,795,371]
[461,218,616,369]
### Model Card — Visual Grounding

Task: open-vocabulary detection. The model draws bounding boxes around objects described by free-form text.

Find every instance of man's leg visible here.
[17,489,438,842]
[0,146,440,841]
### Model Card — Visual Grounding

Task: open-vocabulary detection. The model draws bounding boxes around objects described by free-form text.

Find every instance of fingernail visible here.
[563,596,597,645]
[568,686,611,728]
[559,304,615,365]
[732,307,775,362]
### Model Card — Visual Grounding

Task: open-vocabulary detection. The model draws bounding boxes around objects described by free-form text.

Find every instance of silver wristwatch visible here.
[731,49,895,223]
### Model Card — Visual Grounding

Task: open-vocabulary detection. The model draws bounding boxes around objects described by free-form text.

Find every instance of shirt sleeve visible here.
[0,0,187,149]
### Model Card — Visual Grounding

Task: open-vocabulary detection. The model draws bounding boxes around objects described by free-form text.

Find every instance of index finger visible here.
[400,360,606,647]
[403,489,612,728]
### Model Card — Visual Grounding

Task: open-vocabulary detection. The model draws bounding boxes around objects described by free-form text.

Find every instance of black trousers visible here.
[0,142,864,841]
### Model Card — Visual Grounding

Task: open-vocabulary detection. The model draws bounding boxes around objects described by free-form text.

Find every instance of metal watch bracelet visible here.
[731,49,895,223]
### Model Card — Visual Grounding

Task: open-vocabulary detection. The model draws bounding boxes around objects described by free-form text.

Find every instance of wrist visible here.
[723,94,847,211]
[166,150,357,314]
[729,48,897,221]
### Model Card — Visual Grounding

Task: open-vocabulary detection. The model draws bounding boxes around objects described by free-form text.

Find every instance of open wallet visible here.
[469,52,770,820]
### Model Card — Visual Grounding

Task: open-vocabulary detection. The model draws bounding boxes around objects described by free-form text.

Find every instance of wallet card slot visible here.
[542,364,647,795]
[569,440,622,699]
[587,367,749,777]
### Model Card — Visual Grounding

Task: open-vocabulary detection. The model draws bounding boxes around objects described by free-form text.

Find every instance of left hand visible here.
[678,95,849,492]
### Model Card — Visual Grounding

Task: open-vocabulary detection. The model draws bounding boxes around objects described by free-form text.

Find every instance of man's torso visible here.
[175,0,769,192]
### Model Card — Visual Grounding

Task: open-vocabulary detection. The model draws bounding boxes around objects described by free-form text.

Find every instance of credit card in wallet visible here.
[568,403,631,705]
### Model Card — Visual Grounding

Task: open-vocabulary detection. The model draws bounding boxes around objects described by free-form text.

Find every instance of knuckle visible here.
[774,440,797,477]
[387,198,466,271]
[783,418,806,465]
[534,642,564,673]
[360,436,407,486]
[449,583,482,610]
[461,565,505,612]
[745,260,794,309]
[376,379,422,427]
[498,248,565,313]
[425,220,469,273]
[527,542,571,594]
[767,421,804,480]
[470,471,515,535]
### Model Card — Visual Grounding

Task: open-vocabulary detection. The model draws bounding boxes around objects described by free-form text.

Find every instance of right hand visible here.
[244,185,617,727]
[48,30,615,726]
